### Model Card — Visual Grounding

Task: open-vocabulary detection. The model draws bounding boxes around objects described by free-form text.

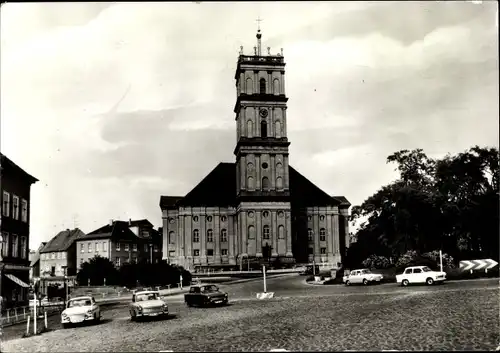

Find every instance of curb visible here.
[303,276,499,286]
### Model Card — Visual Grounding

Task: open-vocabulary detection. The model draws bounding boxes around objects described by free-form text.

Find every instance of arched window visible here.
[320,228,326,241]
[220,229,227,242]
[262,177,270,191]
[275,121,281,138]
[248,225,256,239]
[263,225,270,239]
[247,120,253,138]
[273,78,280,95]
[308,228,313,241]
[260,78,266,94]
[246,77,253,94]
[207,229,213,242]
[261,120,267,137]
[278,225,285,239]
[168,231,175,244]
[276,177,283,190]
[193,230,200,243]
[247,176,254,190]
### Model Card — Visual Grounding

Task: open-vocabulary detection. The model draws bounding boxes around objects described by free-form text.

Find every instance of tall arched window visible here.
[262,177,270,191]
[320,228,326,241]
[220,229,227,242]
[246,77,253,94]
[307,228,313,241]
[193,229,200,243]
[275,121,281,138]
[248,225,256,239]
[278,225,285,239]
[207,229,213,242]
[276,177,283,190]
[247,176,254,190]
[261,120,267,137]
[168,231,175,244]
[247,120,253,138]
[260,78,266,94]
[263,225,270,239]
[273,78,280,95]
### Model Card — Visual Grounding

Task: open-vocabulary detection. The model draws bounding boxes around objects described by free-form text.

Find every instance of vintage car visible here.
[129,290,168,321]
[396,266,446,286]
[184,285,228,307]
[61,296,101,328]
[343,269,384,286]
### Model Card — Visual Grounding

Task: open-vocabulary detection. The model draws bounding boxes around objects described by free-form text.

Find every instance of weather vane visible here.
[256,16,263,31]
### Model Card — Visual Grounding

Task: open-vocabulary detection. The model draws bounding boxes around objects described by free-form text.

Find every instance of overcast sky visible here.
[1,2,498,249]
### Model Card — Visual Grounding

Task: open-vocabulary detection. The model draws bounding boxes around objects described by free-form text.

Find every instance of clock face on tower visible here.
[259,109,268,118]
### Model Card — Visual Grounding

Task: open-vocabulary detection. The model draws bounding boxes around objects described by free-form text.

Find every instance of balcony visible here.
[238,55,284,65]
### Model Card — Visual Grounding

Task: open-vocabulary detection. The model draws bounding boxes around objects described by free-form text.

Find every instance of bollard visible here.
[6,310,9,323]
[26,315,30,335]
[23,307,26,319]
[44,311,48,329]
[15,308,18,321]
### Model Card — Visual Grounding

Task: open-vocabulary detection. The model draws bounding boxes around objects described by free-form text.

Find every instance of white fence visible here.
[1,304,62,326]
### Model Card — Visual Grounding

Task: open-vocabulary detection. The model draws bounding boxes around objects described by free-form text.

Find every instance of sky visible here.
[1,2,498,250]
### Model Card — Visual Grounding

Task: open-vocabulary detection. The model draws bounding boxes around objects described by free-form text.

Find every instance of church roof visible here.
[160,163,349,209]
[177,162,237,207]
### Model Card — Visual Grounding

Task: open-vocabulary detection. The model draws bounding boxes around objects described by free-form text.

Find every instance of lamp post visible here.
[61,265,68,307]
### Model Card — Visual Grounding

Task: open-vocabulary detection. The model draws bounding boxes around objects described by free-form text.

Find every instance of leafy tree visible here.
[77,255,118,286]
[347,145,499,268]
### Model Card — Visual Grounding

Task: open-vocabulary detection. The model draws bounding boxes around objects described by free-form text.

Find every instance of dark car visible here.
[184,285,228,307]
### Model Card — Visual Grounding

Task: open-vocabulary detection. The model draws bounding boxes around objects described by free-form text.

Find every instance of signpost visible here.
[459,259,498,273]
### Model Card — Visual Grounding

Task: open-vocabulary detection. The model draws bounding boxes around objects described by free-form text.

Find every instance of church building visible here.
[160,28,351,271]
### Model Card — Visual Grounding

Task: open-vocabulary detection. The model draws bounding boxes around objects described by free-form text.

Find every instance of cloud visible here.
[0,2,498,248]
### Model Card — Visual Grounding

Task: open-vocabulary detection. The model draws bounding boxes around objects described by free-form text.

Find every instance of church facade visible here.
[160,30,350,271]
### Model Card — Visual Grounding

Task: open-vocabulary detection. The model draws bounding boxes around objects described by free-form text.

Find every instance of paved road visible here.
[1,276,498,351]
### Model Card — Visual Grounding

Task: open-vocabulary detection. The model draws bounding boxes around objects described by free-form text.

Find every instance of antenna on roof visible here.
[73,214,80,229]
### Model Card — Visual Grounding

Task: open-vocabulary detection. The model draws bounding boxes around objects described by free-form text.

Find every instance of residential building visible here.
[75,219,162,270]
[29,242,47,281]
[38,229,84,295]
[0,153,38,309]
[160,29,350,271]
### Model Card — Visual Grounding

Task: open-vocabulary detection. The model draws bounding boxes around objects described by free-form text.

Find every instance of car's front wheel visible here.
[363,279,369,285]
[426,278,434,285]
[345,280,351,286]
[402,279,409,286]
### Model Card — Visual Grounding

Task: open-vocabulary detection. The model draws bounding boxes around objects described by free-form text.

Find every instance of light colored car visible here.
[129,290,168,321]
[61,296,101,328]
[396,266,446,286]
[343,269,384,286]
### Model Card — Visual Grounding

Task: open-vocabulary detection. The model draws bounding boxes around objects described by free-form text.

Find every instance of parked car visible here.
[343,269,384,285]
[184,285,228,307]
[129,290,168,321]
[396,266,446,286]
[61,296,101,328]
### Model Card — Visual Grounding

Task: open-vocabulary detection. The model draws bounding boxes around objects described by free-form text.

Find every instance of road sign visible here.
[459,259,498,272]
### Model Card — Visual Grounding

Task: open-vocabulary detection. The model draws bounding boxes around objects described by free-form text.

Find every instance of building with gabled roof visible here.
[160,29,350,271]
[75,219,161,269]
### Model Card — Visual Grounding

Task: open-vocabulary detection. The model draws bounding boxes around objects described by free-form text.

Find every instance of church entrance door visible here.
[262,244,272,259]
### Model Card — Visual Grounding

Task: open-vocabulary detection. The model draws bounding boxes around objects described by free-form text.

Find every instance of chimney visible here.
[109,219,113,226]
[129,218,132,226]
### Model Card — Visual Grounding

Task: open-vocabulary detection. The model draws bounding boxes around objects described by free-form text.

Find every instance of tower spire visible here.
[256,16,263,56]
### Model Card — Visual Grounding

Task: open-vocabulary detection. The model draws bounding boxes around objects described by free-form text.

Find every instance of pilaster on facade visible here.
[326,214,334,257]
[271,210,278,256]
[256,211,263,257]
[332,213,340,255]
[285,211,293,257]
[214,212,221,263]
[241,211,248,255]
[178,215,184,257]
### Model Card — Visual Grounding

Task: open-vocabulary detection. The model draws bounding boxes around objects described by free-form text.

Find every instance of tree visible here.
[346,146,499,268]
[77,255,118,286]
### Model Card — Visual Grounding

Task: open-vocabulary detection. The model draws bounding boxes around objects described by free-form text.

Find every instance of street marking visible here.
[270,349,288,352]
[256,292,275,300]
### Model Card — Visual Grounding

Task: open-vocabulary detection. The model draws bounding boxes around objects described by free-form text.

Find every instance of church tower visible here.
[233,23,294,262]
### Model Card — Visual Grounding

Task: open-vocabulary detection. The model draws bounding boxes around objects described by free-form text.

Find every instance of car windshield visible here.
[201,285,218,293]
[422,267,432,272]
[68,299,91,308]
[361,270,371,274]
[136,292,159,301]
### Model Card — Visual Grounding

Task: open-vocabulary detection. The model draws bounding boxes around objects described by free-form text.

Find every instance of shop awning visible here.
[5,274,30,288]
